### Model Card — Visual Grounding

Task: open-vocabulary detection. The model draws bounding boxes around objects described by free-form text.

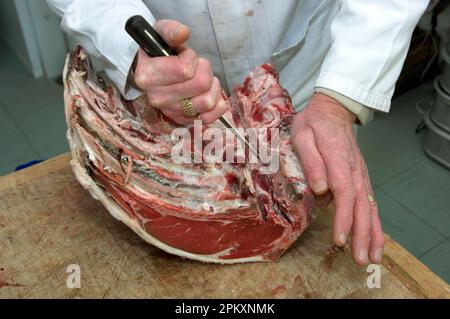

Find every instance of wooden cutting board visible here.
[0,154,449,298]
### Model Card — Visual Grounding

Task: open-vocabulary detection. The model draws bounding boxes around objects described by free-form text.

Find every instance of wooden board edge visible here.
[1,153,449,298]
[0,153,72,191]
[383,235,450,299]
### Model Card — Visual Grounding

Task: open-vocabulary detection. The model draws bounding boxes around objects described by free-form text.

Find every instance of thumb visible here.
[153,19,191,48]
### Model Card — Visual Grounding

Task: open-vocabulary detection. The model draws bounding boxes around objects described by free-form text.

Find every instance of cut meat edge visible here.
[67,131,266,264]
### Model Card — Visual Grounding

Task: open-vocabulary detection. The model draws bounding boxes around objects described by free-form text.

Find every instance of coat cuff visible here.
[315,71,391,112]
[315,87,374,126]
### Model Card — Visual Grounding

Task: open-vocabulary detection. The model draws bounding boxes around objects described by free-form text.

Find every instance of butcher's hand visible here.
[134,19,228,124]
[291,93,384,265]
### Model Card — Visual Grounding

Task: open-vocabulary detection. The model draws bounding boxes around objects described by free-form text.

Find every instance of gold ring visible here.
[368,194,375,203]
[180,98,198,118]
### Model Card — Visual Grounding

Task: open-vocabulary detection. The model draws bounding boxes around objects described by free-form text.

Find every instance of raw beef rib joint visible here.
[64,46,315,264]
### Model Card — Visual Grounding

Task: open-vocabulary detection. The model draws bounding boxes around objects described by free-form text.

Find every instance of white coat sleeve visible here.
[315,0,429,112]
[47,0,155,100]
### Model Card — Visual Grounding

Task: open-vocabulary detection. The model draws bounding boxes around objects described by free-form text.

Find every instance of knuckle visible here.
[196,74,212,93]
[362,231,371,243]
[218,99,229,112]
[180,62,196,80]
[347,188,357,203]
[134,70,149,89]
[201,95,216,112]
[147,94,163,109]
[199,57,211,70]
[186,48,198,59]
[333,182,355,200]
[353,227,369,242]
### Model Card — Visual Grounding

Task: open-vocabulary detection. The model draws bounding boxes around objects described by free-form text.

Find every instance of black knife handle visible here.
[125,15,176,57]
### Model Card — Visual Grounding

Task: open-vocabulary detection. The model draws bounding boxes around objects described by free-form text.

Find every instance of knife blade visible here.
[125,15,260,163]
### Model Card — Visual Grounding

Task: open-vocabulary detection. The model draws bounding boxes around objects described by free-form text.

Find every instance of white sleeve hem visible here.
[316,71,391,112]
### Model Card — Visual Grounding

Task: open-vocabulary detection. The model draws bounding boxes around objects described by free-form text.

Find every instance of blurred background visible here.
[0,0,449,284]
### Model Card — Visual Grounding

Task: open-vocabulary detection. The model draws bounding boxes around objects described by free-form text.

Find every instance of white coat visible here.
[48,0,428,114]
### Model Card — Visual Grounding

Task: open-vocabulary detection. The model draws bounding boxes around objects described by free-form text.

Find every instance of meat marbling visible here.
[64,47,315,263]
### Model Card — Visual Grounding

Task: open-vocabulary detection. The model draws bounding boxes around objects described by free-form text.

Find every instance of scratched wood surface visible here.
[0,154,449,299]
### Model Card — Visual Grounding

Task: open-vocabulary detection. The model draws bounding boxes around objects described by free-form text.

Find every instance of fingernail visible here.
[358,249,369,264]
[172,25,186,39]
[373,248,383,264]
[311,180,327,194]
[337,233,347,246]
